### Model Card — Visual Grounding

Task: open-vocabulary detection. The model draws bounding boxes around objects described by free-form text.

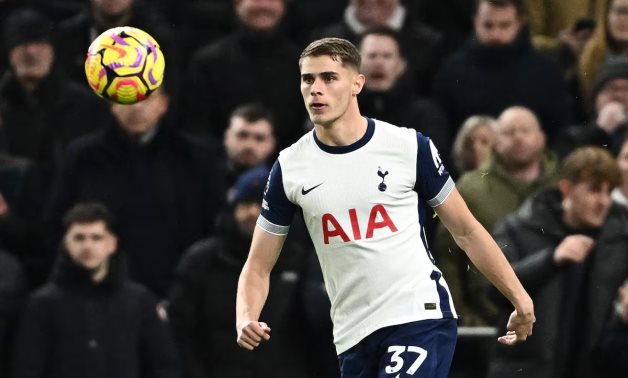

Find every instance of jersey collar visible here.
[313,118,375,154]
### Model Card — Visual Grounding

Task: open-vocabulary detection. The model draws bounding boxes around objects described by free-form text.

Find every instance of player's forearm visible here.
[236,264,270,326]
[455,223,533,314]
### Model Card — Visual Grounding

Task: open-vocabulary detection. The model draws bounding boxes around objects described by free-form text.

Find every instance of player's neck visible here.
[314,108,367,147]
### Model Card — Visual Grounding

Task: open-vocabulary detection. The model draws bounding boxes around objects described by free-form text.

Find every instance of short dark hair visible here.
[357,27,405,58]
[561,147,620,187]
[473,0,524,16]
[63,202,116,234]
[230,103,275,128]
[299,37,361,72]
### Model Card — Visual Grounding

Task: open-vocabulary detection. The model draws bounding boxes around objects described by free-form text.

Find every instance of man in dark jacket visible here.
[47,83,225,298]
[0,7,113,286]
[179,0,304,151]
[434,0,574,143]
[168,166,317,378]
[487,147,628,378]
[12,202,179,378]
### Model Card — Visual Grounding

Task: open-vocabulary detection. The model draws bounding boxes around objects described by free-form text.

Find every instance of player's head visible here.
[224,103,276,169]
[559,147,619,228]
[473,0,523,45]
[299,38,365,127]
[228,166,269,235]
[358,27,407,92]
[62,202,118,271]
[494,106,545,170]
[3,8,55,90]
[234,0,286,32]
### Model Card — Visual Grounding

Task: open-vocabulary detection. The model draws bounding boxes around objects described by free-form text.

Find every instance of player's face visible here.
[9,42,54,83]
[300,55,363,128]
[234,201,262,235]
[360,34,406,92]
[474,2,521,45]
[609,0,628,44]
[462,124,496,170]
[111,88,169,137]
[64,222,117,270]
[224,116,275,167]
[495,109,545,169]
[235,0,285,32]
[352,0,398,27]
[617,140,628,188]
[562,180,613,228]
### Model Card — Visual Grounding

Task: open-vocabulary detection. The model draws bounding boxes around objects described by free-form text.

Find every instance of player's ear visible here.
[352,73,365,96]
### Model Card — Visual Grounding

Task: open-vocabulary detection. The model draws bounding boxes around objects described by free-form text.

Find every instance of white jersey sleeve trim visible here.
[427,176,455,207]
[257,215,290,235]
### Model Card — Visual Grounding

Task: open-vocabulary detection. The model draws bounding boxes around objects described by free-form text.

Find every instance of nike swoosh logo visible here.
[301,183,323,195]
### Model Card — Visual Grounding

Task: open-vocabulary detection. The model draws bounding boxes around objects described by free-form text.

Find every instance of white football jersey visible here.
[258,118,457,354]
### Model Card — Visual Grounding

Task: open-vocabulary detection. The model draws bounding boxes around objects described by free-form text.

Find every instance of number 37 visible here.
[384,345,428,376]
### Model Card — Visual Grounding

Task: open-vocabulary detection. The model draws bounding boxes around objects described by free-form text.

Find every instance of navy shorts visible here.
[338,318,457,378]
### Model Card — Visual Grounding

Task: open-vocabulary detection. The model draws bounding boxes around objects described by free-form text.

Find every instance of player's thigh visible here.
[377,319,457,378]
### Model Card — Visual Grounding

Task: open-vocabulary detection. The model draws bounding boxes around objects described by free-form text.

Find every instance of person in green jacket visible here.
[434,105,559,327]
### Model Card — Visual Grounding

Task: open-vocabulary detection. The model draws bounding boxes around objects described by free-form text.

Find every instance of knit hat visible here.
[3,8,54,51]
[591,57,628,99]
[228,165,270,206]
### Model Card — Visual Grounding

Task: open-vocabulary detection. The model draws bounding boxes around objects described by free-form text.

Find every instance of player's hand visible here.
[237,320,271,350]
[498,308,535,346]
[553,235,595,266]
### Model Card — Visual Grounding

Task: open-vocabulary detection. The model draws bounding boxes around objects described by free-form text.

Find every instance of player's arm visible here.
[236,225,286,350]
[434,188,535,345]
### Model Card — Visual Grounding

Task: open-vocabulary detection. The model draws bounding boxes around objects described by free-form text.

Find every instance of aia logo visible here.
[321,204,398,244]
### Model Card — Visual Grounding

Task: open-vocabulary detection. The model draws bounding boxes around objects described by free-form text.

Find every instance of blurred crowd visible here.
[0,0,627,377]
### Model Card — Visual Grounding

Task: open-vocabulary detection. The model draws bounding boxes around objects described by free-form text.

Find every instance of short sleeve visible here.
[257,160,297,235]
[413,133,454,207]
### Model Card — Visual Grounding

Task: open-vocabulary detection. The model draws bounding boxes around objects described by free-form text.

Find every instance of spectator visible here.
[168,166,314,378]
[555,57,628,157]
[314,0,443,94]
[47,83,225,298]
[11,202,179,378]
[435,107,559,322]
[580,0,628,102]
[0,7,112,285]
[223,103,276,187]
[357,27,451,156]
[55,0,176,85]
[0,249,26,377]
[450,115,497,178]
[0,7,112,185]
[434,0,575,142]
[180,0,304,151]
[487,147,628,378]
